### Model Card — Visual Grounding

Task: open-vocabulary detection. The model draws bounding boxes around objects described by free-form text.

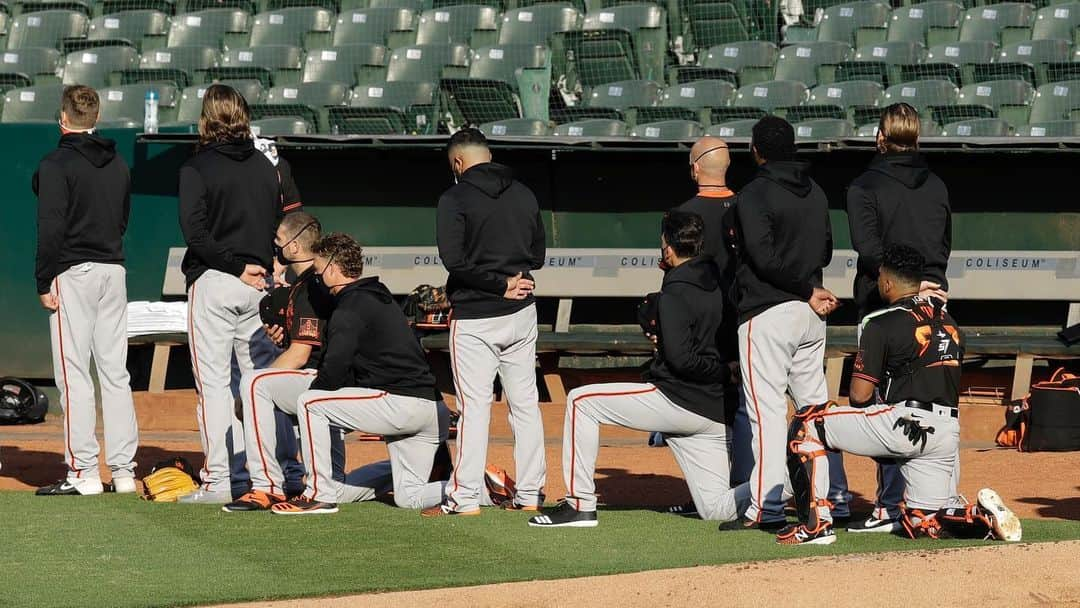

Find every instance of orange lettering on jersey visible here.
[915,325,933,357]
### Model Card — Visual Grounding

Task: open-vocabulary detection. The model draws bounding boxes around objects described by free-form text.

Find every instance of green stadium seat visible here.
[1028,79,1080,123]
[629,119,704,139]
[559,29,638,87]
[774,41,852,88]
[733,79,809,112]
[552,117,626,136]
[941,116,1010,136]
[6,9,88,49]
[698,41,778,86]
[686,0,749,53]
[302,43,388,85]
[816,1,890,46]
[1031,3,1080,43]
[498,3,580,45]
[926,40,997,66]
[958,78,1034,125]
[336,80,437,133]
[705,117,756,137]
[794,117,854,138]
[480,117,550,136]
[62,45,138,88]
[385,43,469,81]
[252,115,313,134]
[266,80,348,105]
[174,80,264,123]
[263,0,337,13]
[582,3,666,84]
[661,79,735,108]
[1015,119,1080,136]
[995,40,1072,86]
[350,79,435,109]
[87,11,168,51]
[0,83,64,121]
[415,5,498,46]
[17,0,92,18]
[441,76,519,124]
[808,79,882,115]
[367,0,423,9]
[140,45,219,75]
[0,47,61,88]
[882,78,958,113]
[855,121,878,136]
[585,78,660,110]
[958,3,1034,46]
[468,44,548,86]
[249,7,333,47]
[98,82,178,123]
[886,2,963,47]
[222,44,303,74]
[837,41,923,86]
[166,9,249,49]
[332,8,416,47]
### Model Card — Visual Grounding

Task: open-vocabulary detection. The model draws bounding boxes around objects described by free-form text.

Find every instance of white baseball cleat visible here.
[977,488,1022,542]
[111,477,137,494]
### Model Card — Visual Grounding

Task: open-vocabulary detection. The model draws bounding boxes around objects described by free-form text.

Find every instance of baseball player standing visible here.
[782,245,1020,545]
[733,117,839,530]
[425,128,547,516]
[842,103,954,534]
[178,85,283,503]
[33,85,138,496]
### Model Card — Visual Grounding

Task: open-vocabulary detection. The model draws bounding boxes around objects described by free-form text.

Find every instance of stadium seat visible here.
[705,117,756,137]
[882,79,958,114]
[774,41,852,88]
[582,3,667,84]
[958,3,1034,46]
[166,9,250,50]
[221,44,304,84]
[62,45,138,88]
[958,78,1034,126]
[942,116,1010,136]
[249,7,333,48]
[1031,3,1080,44]
[385,43,469,81]
[87,10,169,51]
[685,0,750,53]
[479,117,550,136]
[415,5,498,46]
[441,77,520,125]
[629,119,704,139]
[886,1,963,47]
[552,117,626,136]
[0,48,61,88]
[140,45,219,76]
[808,79,882,117]
[350,80,435,109]
[661,79,735,109]
[468,44,548,86]
[6,9,88,49]
[332,8,416,47]
[98,82,178,124]
[252,115,313,134]
[0,83,64,121]
[1028,79,1080,123]
[698,41,778,86]
[302,44,388,86]
[794,117,854,138]
[266,80,348,106]
[926,40,998,66]
[366,0,423,9]
[997,40,1072,86]
[733,79,808,113]
[585,78,660,111]
[174,80,264,123]
[334,80,437,134]
[560,29,638,87]
[855,122,878,136]
[837,41,923,86]
[815,1,890,47]
[498,3,580,45]
[1015,119,1080,136]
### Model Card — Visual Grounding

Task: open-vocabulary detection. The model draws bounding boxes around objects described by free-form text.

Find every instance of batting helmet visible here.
[0,378,48,424]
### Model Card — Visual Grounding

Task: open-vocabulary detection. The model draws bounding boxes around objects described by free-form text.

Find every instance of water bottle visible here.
[144,89,159,134]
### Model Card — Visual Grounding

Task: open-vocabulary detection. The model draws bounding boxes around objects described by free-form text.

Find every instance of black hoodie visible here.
[734,161,833,323]
[310,277,439,400]
[642,257,733,423]
[179,139,283,287]
[436,162,546,320]
[33,133,130,295]
[847,153,952,317]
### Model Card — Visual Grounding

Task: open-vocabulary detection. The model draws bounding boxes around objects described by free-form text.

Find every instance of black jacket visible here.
[734,161,832,323]
[179,139,282,287]
[642,257,733,423]
[847,153,952,317]
[436,163,546,320]
[311,277,439,400]
[33,133,130,295]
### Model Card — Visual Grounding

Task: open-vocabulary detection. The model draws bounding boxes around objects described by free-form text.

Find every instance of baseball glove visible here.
[141,457,200,502]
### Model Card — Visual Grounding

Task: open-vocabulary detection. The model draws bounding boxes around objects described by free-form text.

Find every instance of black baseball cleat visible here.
[718,516,788,533]
[36,479,98,496]
[776,523,837,546]
[665,501,698,516]
[528,501,598,528]
[847,514,902,534]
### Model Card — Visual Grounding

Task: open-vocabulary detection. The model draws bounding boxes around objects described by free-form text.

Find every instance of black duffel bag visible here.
[1023,369,1080,452]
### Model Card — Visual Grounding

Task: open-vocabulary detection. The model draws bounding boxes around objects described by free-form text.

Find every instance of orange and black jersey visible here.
[853,295,963,409]
[285,267,333,370]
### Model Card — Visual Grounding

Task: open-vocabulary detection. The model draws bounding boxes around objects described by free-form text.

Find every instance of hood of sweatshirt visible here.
[662,255,719,292]
[61,133,117,168]
[755,160,813,197]
[867,152,930,189]
[459,162,515,198]
[338,276,394,304]
[205,139,257,162]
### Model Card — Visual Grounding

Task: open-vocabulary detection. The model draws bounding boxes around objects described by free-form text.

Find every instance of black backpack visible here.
[996,369,1080,452]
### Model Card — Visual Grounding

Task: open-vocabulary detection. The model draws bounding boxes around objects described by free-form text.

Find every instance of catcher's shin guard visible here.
[938,502,995,539]
[787,404,833,532]
[900,506,942,539]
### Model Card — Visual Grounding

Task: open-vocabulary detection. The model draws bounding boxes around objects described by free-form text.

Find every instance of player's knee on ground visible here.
[900,500,993,540]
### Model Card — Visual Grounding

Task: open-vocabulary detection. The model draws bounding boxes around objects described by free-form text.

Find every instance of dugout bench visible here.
[139,248,1080,401]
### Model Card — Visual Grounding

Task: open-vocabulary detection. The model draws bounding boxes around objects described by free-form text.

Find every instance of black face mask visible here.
[274,221,318,266]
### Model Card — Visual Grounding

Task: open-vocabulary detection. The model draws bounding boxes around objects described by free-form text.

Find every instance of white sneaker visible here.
[977,488,1022,542]
[177,489,232,504]
[112,477,137,494]
[847,515,901,534]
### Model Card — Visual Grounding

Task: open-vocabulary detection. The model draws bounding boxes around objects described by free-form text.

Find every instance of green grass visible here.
[2,491,1078,608]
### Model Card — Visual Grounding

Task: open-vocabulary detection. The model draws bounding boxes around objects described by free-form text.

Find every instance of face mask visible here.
[273,221,317,266]
[313,256,340,291]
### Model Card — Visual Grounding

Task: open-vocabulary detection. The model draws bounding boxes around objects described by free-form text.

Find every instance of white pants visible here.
[49,262,138,482]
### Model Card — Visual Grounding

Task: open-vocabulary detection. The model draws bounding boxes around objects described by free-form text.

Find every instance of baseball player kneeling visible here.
[529,211,749,528]
[780,244,1021,545]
